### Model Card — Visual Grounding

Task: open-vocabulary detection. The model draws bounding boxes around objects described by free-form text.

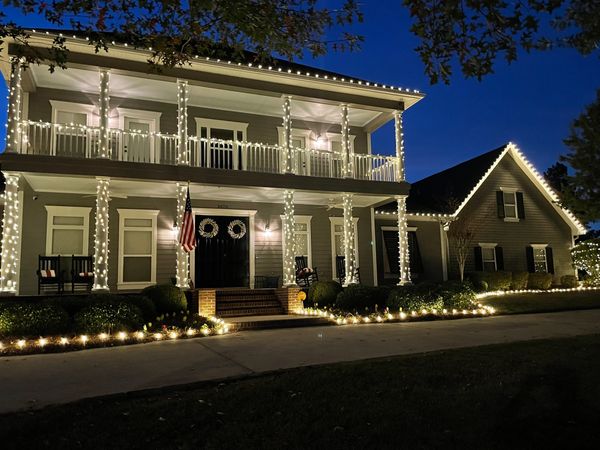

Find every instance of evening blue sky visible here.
[1,3,598,182]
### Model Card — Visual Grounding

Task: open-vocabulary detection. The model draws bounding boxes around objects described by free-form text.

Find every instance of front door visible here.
[195,215,250,288]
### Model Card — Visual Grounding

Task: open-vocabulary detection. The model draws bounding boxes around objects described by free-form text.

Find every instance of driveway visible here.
[1,309,600,413]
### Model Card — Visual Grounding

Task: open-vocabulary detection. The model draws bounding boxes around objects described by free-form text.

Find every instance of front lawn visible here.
[481,290,600,314]
[2,334,600,449]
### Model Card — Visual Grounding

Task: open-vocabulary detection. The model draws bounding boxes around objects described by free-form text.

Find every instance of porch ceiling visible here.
[29,65,387,128]
[23,173,393,208]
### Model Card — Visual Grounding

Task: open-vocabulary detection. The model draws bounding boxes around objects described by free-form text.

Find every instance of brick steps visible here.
[215,288,285,317]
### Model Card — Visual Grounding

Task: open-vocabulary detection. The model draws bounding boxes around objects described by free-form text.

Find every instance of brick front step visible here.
[218,301,283,310]
[196,287,301,317]
[218,307,285,317]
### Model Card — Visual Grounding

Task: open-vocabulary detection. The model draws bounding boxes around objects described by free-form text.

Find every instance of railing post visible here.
[177,79,189,165]
[394,110,406,182]
[175,183,190,289]
[0,172,21,295]
[282,95,294,174]
[282,190,297,286]
[342,193,358,286]
[341,104,353,178]
[5,58,24,154]
[98,69,110,159]
[92,177,110,292]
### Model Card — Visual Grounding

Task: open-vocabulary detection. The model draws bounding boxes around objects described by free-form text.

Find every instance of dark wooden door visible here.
[195,215,249,288]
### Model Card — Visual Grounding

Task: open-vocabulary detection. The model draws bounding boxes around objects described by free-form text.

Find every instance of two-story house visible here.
[0,30,420,310]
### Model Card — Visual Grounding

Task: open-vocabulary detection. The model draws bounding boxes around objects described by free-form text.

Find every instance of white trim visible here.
[191,208,256,289]
[116,209,159,290]
[277,127,356,151]
[280,215,313,268]
[329,216,359,282]
[479,242,498,272]
[530,243,549,273]
[440,222,449,281]
[116,108,162,163]
[500,189,520,221]
[50,100,96,126]
[15,190,24,295]
[44,205,92,256]
[195,117,248,138]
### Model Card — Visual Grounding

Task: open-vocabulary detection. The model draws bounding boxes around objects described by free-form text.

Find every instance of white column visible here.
[5,58,24,154]
[98,69,110,158]
[396,196,411,285]
[177,79,189,165]
[282,95,293,173]
[282,189,296,286]
[0,172,21,294]
[175,183,190,288]
[341,104,352,178]
[393,110,406,182]
[342,193,357,286]
[92,177,110,291]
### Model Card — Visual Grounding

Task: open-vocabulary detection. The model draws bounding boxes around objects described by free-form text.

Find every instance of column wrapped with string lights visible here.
[98,69,110,158]
[0,172,21,294]
[340,104,352,178]
[5,58,24,154]
[342,193,357,286]
[282,95,293,173]
[282,190,297,286]
[396,196,411,285]
[175,183,189,288]
[92,177,110,291]
[393,110,406,182]
[176,79,189,165]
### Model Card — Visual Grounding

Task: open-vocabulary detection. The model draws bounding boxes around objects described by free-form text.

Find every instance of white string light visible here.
[5,57,24,154]
[92,177,110,291]
[396,196,411,285]
[98,69,110,158]
[0,173,21,294]
[340,104,352,178]
[342,193,358,285]
[282,95,293,173]
[282,190,296,286]
[176,79,189,165]
[475,285,600,300]
[393,110,405,182]
[175,182,190,288]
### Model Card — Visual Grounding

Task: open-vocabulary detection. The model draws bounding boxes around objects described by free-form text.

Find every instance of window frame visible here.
[280,215,313,268]
[500,188,519,222]
[49,100,97,157]
[195,117,248,142]
[531,243,549,273]
[116,108,162,163]
[479,242,498,272]
[329,216,359,281]
[44,205,92,256]
[117,208,159,290]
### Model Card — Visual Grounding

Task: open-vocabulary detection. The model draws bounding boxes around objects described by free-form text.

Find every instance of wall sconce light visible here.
[172,221,179,241]
[264,223,272,237]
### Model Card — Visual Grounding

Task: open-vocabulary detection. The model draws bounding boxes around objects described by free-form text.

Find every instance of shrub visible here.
[335,285,388,313]
[0,303,70,337]
[438,281,476,310]
[560,275,579,288]
[307,281,343,307]
[571,239,600,286]
[121,295,157,323]
[387,282,444,312]
[527,272,553,290]
[511,272,529,290]
[468,271,512,291]
[141,284,187,314]
[74,302,144,333]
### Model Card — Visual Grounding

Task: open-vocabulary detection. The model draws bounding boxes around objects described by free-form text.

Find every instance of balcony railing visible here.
[16,121,400,182]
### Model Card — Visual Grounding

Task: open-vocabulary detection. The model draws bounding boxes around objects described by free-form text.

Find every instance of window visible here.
[497,189,524,221]
[381,227,423,279]
[480,243,498,272]
[118,209,159,289]
[45,206,92,256]
[50,101,96,158]
[503,191,518,219]
[330,217,359,280]
[195,118,248,169]
[531,244,548,272]
[281,215,313,267]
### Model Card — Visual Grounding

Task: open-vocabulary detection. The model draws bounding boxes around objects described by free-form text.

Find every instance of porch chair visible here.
[336,255,361,285]
[295,256,318,288]
[37,255,63,295]
[71,255,94,293]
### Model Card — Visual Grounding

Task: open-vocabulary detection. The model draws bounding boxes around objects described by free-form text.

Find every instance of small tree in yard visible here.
[447,216,476,282]
[571,238,600,286]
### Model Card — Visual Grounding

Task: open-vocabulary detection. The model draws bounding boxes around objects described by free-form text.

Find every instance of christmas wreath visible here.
[198,218,219,239]
[227,219,247,239]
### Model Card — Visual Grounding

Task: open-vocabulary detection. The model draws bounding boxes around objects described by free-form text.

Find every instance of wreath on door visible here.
[198,218,219,238]
[227,219,247,239]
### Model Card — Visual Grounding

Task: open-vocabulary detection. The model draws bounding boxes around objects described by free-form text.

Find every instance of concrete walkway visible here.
[2,309,600,413]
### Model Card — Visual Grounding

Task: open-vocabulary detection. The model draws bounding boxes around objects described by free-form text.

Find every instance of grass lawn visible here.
[482,290,600,314]
[2,335,600,449]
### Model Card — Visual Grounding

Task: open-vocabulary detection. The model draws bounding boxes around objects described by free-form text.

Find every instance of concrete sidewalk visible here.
[2,309,600,413]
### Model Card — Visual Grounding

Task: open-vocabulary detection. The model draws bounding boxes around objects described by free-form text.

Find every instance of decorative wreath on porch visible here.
[227,219,247,239]
[198,218,219,239]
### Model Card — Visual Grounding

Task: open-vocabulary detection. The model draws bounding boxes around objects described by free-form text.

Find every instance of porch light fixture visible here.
[264,223,272,237]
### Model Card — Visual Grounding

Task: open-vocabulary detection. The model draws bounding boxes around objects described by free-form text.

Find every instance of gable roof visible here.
[378,143,587,235]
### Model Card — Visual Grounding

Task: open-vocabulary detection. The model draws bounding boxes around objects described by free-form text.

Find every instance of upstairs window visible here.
[503,191,517,218]
[496,190,525,221]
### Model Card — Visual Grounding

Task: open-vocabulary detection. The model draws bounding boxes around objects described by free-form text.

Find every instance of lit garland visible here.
[0,317,231,356]
[282,95,293,173]
[98,69,110,158]
[282,189,296,286]
[175,182,189,288]
[393,110,405,182]
[342,193,358,285]
[474,285,600,300]
[176,79,189,165]
[396,196,411,285]
[0,173,21,294]
[92,178,110,291]
[340,103,353,178]
[5,57,24,154]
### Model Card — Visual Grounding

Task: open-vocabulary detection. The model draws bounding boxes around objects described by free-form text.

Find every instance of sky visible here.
[1,2,598,183]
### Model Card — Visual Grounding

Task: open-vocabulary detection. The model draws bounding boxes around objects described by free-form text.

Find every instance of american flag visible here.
[179,188,195,252]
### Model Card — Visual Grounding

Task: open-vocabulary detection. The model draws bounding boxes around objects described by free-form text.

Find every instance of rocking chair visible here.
[336,255,360,285]
[295,256,318,287]
[37,255,63,295]
[71,255,94,293]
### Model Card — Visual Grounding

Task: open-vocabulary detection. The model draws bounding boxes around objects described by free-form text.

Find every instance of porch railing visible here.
[16,121,400,182]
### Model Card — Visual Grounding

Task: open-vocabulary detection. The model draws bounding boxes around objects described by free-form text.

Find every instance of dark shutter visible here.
[546,247,554,274]
[526,247,535,273]
[496,191,505,218]
[516,192,525,219]
[495,246,504,271]
[408,231,424,274]
[474,246,483,271]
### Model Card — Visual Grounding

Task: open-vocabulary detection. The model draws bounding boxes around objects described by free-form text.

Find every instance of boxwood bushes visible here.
[74,302,144,333]
[0,303,70,336]
[307,281,343,308]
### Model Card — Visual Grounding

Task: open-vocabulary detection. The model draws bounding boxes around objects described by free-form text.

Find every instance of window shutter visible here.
[495,247,504,271]
[516,192,525,219]
[496,191,505,218]
[546,247,554,274]
[526,247,535,273]
[474,246,483,271]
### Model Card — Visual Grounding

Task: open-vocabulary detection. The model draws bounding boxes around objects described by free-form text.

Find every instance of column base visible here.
[396,280,412,287]
[92,287,110,293]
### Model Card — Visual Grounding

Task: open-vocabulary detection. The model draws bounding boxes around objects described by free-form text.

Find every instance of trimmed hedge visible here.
[527,272,553,290]
[307,281,343,307]
[468,271,512,291]
[387,282,444,312]
[0,303,70,337]
[141,284,187,314]
[335,285,390,313]
[74,302,144,333]
[438,281,476,310]
[560,275,579,288]
[511,272,529,290]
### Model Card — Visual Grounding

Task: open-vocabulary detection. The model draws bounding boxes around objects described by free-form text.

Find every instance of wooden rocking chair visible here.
[37,255,63,295]
[71,255,94,293]
[336,255,360,285]
[295,256,318,288]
